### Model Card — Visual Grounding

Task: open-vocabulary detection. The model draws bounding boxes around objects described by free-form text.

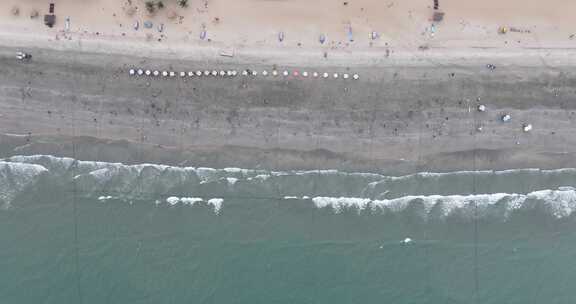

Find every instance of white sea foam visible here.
[2,155,576,219]
[97,196,115,201]
[166,196,180,205]
[309,190,576,219]
[0,161,48,208]
[208,198,224,214]
[163,196,222,214]
[181,197,203,205]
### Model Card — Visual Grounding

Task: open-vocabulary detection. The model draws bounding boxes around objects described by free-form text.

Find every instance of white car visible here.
[16,51,32,61]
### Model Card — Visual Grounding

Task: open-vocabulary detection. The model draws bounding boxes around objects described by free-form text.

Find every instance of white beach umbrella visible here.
[196,71,202,76]
[272,70,278,76]
[162,71,168,77]
[353,74,359,80]
[220,70,226,76]
[323,72,329,78]
[313,72,319,78]
[242,70,248,76]
[188,71,194,77]
[129,69,135,76]
[343,73,349,79]
[211,70,218,76]
[283,70,289,76]
[204,70,210,76]
[262,70,268,76]
[302,71,308,77]
[137,69,144,76]
[523,124,532,132]
[180,71,186,77]
[145,70,151,76]
[252,70,258,76]
[333,73,339,78]
[153,70,160,76]
[231,70,238,76]
[169,71,176,77]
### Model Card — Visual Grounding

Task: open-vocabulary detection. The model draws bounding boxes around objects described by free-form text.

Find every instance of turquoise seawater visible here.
[1,155,576,304]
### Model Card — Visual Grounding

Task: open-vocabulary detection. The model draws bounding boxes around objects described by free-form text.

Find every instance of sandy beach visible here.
[0,0,575,173]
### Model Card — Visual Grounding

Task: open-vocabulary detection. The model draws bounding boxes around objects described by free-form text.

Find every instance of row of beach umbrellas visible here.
[129,68,360,80]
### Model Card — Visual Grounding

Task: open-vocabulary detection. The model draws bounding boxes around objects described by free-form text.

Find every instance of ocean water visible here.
[1,155,576,303]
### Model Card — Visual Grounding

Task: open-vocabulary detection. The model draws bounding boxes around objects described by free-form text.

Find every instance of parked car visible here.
[16,51,32,61]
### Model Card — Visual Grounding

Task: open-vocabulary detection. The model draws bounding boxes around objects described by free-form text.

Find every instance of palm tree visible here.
[178,0,189,8]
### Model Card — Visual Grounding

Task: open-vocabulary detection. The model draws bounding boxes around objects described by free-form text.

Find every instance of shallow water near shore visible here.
[1,155,576,303]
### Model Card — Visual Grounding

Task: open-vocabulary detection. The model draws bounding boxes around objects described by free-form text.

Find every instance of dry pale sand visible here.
[0,0,575,63]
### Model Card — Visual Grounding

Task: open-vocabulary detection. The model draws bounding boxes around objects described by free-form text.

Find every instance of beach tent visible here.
[44,14,55,28]
[433,11,445,22]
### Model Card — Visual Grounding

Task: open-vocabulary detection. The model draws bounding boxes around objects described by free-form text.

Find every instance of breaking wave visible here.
[1,155,576,219]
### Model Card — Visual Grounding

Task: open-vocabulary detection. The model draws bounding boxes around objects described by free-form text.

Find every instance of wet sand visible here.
[1,45,575,174]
